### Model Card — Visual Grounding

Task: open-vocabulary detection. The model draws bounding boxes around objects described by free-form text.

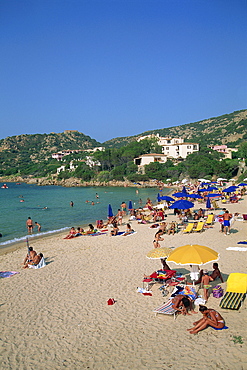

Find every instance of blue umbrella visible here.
[238,183,247,186]
[108,204,113,218]
[207,193,222,198]
[187,193,203,199]
[182,185,188,194]
[160,195,175,202]
[128,200,133,210]
[207,186,218,191]
[206,197,211,209]
[172,192,188,198]
[198,188,207,192]
[157,193,161,202]
[169,199,194,209]
[223,186,238,193]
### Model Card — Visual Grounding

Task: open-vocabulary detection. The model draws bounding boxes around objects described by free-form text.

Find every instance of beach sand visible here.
[0,197,246,369]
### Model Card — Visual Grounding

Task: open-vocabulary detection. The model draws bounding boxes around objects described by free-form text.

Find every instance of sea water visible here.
[0,182,171,249]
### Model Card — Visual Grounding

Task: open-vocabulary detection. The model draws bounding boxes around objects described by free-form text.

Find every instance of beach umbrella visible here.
[172,192,188,198]
[187,194,203,199]
[157,193,161,202]
[217,178,227,181]
[166,178,171,181]
[206,197,211,209]
[223,186,238,193]
[206,193,222,198]
[160,195,175,202]
[169,199,194,210]
[108,204,113,218]
[146,247,173,259]
[238,183,247,186]
[206,186,218,191]
[128,200,133,210]
[181,185,188,193]
[167,244,219,266]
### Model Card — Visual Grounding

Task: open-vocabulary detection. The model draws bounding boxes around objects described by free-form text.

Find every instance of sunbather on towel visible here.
[172,294,197,315]
[110,222,119,236]
[187,305,225,334]
[23,247,37,265]
[23,253,43,268]
[122,223,134,236]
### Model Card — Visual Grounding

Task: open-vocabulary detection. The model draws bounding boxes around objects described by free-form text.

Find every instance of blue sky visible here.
[0,0,246,143]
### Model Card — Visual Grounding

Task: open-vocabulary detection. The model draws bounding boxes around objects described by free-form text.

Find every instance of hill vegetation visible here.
[0,110,246,183]
[103,109,247,148]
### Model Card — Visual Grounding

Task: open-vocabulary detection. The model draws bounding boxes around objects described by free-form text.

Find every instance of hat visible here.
[203,269,208,274]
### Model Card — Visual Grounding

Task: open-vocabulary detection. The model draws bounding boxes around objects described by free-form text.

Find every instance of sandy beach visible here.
[0,196,246,370]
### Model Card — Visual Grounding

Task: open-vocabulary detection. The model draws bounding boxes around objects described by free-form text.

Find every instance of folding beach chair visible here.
[205,214,214,225]
[153,299,177,320]
[193,221,204,233]
[220,273,247,310]
[183,223,194,233]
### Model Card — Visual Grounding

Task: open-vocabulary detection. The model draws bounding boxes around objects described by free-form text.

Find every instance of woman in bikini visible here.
[153,230,164,248]
[187,305,225,334]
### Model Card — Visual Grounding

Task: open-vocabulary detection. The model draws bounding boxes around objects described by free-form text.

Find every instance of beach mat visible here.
[0,271,20,278]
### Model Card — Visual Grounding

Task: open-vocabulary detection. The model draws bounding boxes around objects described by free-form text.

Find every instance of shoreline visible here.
[0,195,246,369]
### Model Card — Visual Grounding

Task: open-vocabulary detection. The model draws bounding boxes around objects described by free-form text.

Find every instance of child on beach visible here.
[201,270,213,302]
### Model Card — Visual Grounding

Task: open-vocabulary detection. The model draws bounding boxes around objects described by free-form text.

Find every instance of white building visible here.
[134,153,168,168]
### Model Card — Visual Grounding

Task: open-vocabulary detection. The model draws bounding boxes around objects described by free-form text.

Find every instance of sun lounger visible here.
[193,221,204,233]
[183,223,194,233]
[205,214,214,225]
[153,299,177,319]
[220,273,247,310]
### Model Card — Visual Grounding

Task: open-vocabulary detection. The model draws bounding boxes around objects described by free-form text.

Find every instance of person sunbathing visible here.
[122,223,134,236]
[153,230,164,248]
[23,246,37,265]
[167,222,176,235]
[64,227,77,239]
[110,222,119,236]
[187,305,225,334]
[171,294,197,315]
[86,224,97,234]
[23,253,43,268]
[195,263,223,284]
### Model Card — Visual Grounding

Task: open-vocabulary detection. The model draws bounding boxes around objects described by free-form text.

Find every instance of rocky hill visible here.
[103,109,247,148]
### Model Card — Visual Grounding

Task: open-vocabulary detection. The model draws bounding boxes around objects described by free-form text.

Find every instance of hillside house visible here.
[134,153,168,172]
[211,145,238,159]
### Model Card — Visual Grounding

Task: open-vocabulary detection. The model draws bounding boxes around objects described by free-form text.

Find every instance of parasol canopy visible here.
[206,193,222,198]
[238,183,247,186]
[128,200,133,210]
[172,192,188,198]
[169,199,194,209]
[108,204,113,218]
[223,186,238,193]
[187,193,203,199]
[167,244,219,266]
[158,194,175,202]
[146,247,173,259]
[206,197,211,209]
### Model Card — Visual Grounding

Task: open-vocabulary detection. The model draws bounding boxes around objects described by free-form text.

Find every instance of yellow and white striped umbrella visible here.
[146,247,173,259]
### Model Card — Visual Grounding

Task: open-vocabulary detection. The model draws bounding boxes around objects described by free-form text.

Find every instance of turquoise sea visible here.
[0,182,171,249]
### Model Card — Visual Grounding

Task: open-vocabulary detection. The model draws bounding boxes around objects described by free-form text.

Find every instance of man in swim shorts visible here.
[223,210,232,235]
[26,217,34,234]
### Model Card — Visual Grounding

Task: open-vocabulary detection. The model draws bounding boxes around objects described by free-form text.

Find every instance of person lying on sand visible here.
[187,305,225,334]
[122,223,134,236]
[23,246,37,265]
[23,253,43,268]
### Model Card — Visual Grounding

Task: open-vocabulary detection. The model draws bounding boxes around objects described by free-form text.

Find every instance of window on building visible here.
[193,145,197,150]
[187,146,191,149]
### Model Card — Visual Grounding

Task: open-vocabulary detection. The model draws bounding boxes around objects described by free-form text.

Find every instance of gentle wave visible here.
[0,227,70,248]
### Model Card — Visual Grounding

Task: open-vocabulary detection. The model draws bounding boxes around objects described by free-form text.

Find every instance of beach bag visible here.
[212,285,224,298]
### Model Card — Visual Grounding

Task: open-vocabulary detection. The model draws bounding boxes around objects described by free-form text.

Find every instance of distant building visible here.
[56,161,78,174]
[211,145,237,159]
[134,153,168,173]
[52,149,82,161]
[136,134,199,159]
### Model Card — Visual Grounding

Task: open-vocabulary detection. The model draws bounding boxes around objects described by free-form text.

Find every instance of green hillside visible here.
[103,109,247,148]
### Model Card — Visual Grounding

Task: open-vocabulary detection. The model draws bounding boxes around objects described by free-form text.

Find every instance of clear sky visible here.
[0,0,246,143]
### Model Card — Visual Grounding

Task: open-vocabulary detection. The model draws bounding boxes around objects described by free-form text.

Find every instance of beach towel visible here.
[28,257,46,269]
[226,247,247,251]
[237,240,247,245]
[211,325,228,330]
[0,271,20,278]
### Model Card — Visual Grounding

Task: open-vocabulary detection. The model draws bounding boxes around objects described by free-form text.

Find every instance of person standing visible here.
[35,222,41,232]
[26,217,34,234]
